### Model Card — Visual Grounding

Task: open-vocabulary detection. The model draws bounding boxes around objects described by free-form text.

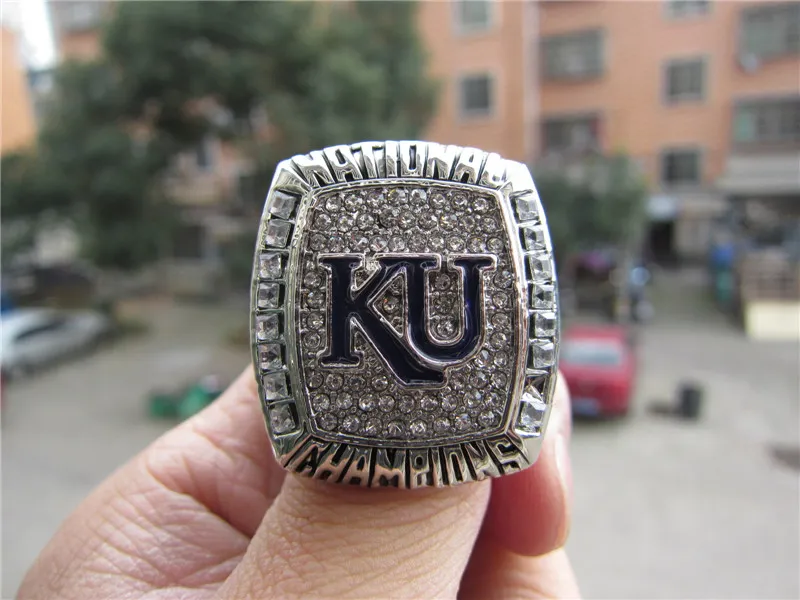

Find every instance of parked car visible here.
[1,308,112,379]
[560,324,636,418]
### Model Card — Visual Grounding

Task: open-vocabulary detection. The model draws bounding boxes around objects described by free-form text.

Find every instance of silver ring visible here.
[251,141,558,488]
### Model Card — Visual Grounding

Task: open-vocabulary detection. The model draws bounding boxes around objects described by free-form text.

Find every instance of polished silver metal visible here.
[251,141,558,487]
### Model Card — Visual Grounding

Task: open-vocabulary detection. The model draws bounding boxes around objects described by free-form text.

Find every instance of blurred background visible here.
[1,0,798,597]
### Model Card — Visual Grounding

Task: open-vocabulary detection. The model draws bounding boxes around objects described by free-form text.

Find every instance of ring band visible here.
[251,141,558,488]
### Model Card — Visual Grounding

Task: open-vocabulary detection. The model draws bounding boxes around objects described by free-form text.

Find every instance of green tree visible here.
[535,154,648,267]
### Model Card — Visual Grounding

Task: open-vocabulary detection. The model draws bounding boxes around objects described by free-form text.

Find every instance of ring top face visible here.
[253,141,558,487]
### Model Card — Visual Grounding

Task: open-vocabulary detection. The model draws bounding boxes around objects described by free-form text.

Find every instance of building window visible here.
[542,29,604,81]
[453,0,493,34]
[740,3,800,62]
[733,97,800,146]
[664,58,706,103]
[665,0,710,19]
[459,74,494,119]
[661,149,702,186]
[541,114,601,155]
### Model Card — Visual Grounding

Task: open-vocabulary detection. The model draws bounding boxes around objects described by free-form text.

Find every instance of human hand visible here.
[18,366,578,599]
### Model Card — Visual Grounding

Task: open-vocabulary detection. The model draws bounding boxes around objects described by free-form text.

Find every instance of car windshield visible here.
[561,339,624,366]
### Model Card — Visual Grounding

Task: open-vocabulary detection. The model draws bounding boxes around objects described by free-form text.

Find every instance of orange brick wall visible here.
[1,27,36,154]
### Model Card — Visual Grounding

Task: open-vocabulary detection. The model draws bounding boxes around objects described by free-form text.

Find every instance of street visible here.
[2,297,799,598]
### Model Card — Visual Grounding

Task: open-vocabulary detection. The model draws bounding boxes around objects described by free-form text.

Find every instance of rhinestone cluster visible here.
[296,184,519,442]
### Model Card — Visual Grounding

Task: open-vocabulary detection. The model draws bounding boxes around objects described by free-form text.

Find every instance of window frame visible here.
[660,147,704,188]
[663,56,708,105]
[457,72,496,121]
[738,2,800,63]
[540,112,602,156]
[452,0,496,36]
[541,28,605,82]
[664,0,711,20]
[732,95,800,148]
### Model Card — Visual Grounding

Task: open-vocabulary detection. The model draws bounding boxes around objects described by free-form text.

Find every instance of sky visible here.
[4,0,56,68]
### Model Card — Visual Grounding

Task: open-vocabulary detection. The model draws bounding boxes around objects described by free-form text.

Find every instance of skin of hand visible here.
[17,366,579,599]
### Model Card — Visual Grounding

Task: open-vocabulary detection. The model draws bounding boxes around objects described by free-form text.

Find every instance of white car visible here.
[1,309,112,379]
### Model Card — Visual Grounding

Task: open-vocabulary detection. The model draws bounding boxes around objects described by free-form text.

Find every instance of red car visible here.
[559,325,636,417]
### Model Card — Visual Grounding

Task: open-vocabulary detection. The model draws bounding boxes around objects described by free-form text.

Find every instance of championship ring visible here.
[251,141,558,487]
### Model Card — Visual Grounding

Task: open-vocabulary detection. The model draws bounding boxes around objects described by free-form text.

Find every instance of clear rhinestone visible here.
[345,193,364,211]
[467,236,485,252]
[378,395,396,412]
[304,271,322,288]
[492,313,510,329]
[528,254,553,283]
[307,372,324,389]
[388,188,408,204]
[372,376,389,391]
[494,352,509,367]
[307,312,324,329]
[441,394,459,411]
[315,213,332,230]
[440,214,458,230]
[356,213,375,229]
[309,233,327,250]
[454,413,471,431]
[430,192,447,209]
[336,392,353,410]
[418,212,438,230]
[329,234,345,252]
[473,196,489,213]
[256,314,280,341]
[435,318,457,339]
[386,420,405,438]
[258,283,281,309]
[518,388,547,432]
[259,253,283,279]
[530,340,556,368]
[306,290,325,308]
[363,419,381,436]
[447,236,465,252]
[342,415,360,433]
[451,193,468,209]
[398,396,415,413]
[487,237,504,252]
[304,332,320,349]
[491,331,509,349]
[410,420,427,437]
[534,311,557,337]
[494,270,514,289]
[338,214,354,231]
[492,291,509,308]
[312,393,330,411]
[428,234,445,250]
[410,188,428,206]
[382,295,400,313]
[326,373,343,390]
[482,217,499,232]
[475,349,492,368]
[325,196,342,212]
[434,273,451,290]
[265,219,292,248]
[493,372,509,389]
[259,344,282,371]
[478,410,498,427]
[434,295,453,312]
[397,213,415,230]
[359,394,376,412]
[370,236,388,252]
[408,236,426,251]
[434,417,452,433]
[471,372,490,389]
[421,396,438,411]
[318,413,338,430]
[389,236,406,251]
[379,207,400,228]
[532,283,556,309]
[515,194,540,222]
[270,191,297,219]
[348,375,365,391]
[522,225,547,251]
[450,374,466,390]
[467,390,483,408]
[349,232,370,251]
[269,404,295,434]
[366,190,384,208]
[461,214,477,231]
[263,372,288,400]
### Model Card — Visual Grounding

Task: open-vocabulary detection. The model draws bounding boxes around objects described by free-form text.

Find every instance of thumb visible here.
[217,476,490,599]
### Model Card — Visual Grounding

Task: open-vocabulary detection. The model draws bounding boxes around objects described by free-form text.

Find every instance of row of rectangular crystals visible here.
[257,189,302,436]
[513,191,557,373]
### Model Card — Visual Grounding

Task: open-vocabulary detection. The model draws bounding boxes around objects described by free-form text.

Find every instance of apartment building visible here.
[538,0,800,261]
[1,25,37,155]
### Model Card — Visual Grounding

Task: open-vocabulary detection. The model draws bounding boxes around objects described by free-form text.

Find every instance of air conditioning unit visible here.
[738,53,761,73]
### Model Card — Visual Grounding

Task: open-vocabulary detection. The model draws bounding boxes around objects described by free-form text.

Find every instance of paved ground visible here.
[2,289,799,598]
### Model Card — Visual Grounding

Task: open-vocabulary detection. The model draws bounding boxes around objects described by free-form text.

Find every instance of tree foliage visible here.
[535,154,648,266]
[2,1,437,270]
